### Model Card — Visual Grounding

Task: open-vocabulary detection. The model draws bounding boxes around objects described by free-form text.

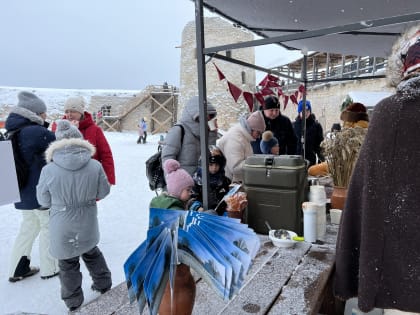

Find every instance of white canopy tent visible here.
[190,0,420,208]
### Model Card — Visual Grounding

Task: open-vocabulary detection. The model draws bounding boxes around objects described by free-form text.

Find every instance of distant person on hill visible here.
[137,117,147,144]
[6,91,59,282]
[252,95,297,155]
[37,120,111,312]
[161,96,218,176]
[60,96,116,185]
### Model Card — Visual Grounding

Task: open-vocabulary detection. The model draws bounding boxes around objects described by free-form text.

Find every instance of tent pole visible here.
[301,51,308,164]
[195,0,210,210]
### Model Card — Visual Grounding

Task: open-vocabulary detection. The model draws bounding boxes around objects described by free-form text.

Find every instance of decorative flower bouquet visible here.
[321,127,367,188]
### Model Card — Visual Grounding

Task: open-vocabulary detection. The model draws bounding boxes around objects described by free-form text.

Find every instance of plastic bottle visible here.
[302,202,317,243]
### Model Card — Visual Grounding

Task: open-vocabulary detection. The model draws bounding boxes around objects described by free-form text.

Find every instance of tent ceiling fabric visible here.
[203,0,420,57]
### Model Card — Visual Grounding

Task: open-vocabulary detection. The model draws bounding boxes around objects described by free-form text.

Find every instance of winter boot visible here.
[9,256,40,282]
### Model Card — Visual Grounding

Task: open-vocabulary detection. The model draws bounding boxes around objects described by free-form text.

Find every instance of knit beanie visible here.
[340,102,369,123]
[164,159,194,198]
[17,91,47,114]
[260,131,279,154]
[263,96,280,110]
[297,100,312,113]
[246,111,266,133]
[64,96,86,114]
[55,120,83,140]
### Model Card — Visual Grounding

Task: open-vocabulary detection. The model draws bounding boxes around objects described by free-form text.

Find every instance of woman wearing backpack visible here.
[161,96,218,176]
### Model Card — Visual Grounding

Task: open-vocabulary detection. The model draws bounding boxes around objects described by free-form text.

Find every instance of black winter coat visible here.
[334,75,420,313]
[293,114,324,166]
[5,107,55,210]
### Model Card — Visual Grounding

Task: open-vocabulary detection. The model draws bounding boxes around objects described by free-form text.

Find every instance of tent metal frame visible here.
[193,0,419,208]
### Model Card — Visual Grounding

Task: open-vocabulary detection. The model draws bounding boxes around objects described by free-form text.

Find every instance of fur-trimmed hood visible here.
[387,23,420,87]
[45,138,96,171]
[10,106,44,125]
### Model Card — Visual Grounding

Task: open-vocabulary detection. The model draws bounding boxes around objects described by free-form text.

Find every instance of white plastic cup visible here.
[302,202,317,243]
[330,209,342,225]
[309,185,327,204]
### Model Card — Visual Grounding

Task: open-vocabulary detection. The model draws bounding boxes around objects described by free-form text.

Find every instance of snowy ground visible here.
[0,131,160,315]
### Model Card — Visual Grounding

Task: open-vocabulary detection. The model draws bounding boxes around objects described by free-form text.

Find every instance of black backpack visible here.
[146,124,184,191]
[1,127,30,189]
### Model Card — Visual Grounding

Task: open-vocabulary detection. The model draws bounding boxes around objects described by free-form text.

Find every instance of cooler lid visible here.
[244,154,306,169]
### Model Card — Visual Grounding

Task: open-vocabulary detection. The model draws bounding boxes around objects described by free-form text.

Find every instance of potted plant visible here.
[321,126,367,209]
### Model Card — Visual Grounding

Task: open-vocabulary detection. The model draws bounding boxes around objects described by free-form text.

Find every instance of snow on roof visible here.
[348,91,393,108]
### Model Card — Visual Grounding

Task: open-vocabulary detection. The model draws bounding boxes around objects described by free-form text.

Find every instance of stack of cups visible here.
[309,185,327,241]
[302,201,318,243]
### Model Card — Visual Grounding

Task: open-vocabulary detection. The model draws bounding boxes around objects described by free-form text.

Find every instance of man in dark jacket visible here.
[293,100,324,166]
[252,95,297,155]
[6,91,59,282]
[334,24,420,314]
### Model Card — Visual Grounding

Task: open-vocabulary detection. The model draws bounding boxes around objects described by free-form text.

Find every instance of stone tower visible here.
[179,17,255,130]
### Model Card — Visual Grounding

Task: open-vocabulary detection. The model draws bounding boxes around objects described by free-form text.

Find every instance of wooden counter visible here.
[75,223,340,315]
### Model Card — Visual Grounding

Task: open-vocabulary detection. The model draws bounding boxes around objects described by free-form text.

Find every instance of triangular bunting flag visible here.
[227,81,242,102]
[213,63,226,81]
[259,87,275,96]
[254,92,265,107]
[243,92,254,112]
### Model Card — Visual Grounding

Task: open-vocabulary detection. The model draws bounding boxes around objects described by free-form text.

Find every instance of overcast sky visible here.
[0,1,300,91]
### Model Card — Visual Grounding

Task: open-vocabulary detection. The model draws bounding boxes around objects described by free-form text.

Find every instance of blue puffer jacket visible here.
[5,107,56,210]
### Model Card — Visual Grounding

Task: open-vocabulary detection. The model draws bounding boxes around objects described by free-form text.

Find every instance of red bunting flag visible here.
[298,84,305,93]
[290,94,297,105]
[282,95,289,110]
[259,87,275,96]
[254,92,265,107]
[213,63,226,81]
[277,89,283,97]
[227,81,242,102]
[266,80,281,88]
[243,92,254,112]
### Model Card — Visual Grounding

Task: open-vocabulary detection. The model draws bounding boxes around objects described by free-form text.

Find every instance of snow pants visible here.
[58,246,112,309]
[9,209,58,278]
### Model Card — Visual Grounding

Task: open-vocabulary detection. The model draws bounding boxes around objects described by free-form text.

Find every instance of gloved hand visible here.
[189,200,203,212]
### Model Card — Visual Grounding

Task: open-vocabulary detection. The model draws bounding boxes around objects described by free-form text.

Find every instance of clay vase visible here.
[330,186,348,210]
[159,264,196,315]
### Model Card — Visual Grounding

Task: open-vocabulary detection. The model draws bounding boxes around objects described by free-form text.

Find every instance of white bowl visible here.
[269,230,298,248]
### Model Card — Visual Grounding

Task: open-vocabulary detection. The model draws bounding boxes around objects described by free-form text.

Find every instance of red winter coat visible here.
[55,112,116,185]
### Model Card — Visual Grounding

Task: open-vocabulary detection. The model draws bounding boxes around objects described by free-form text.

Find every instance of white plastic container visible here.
[308,186,327,241]
[330,208,342,225]
[302,202,317,243]
[309,185,327,204]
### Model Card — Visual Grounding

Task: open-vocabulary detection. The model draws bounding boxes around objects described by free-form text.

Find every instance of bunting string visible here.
[213,62,305,112]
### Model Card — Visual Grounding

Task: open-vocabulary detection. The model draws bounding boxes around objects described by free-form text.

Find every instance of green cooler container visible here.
[243,154,307,235]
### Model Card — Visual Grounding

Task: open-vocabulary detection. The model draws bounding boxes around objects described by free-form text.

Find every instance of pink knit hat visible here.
[247,111,266,133]
[164,159,194,198]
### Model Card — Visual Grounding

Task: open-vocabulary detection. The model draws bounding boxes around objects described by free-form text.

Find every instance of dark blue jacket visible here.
[5,107,55,210]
